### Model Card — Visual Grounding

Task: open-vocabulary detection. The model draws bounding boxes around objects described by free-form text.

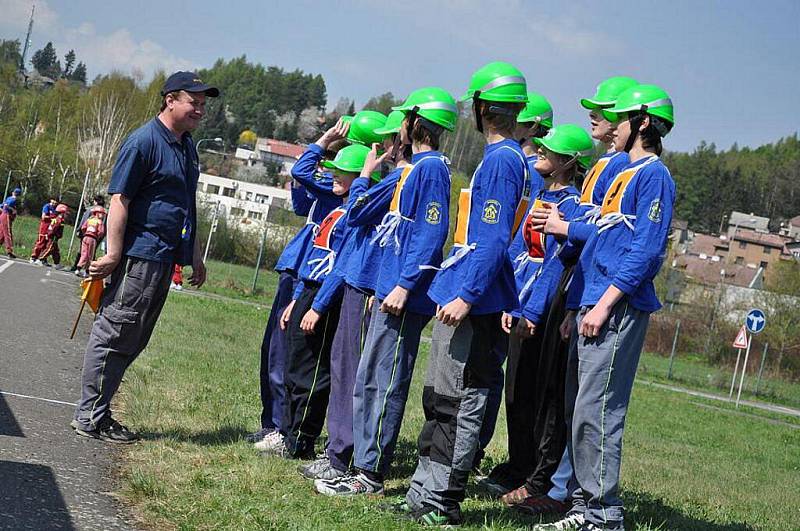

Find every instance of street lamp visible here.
[196,137,224,172]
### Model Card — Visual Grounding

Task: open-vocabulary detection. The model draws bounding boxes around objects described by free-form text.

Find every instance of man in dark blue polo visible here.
[72,72,219,443]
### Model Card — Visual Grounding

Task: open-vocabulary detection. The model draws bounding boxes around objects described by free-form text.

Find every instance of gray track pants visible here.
[568,301,650,528]
[73,256,173,430]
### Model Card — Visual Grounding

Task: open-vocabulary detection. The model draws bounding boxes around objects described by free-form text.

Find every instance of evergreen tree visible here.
[70,62,87,84]
[31,41,60,78]
[63,49,76,78]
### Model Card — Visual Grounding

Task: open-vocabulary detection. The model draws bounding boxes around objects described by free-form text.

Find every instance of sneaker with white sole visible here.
[254,430,285,453]
[315,472,384,496]
[534,513,586,530]
[299,456,347,481]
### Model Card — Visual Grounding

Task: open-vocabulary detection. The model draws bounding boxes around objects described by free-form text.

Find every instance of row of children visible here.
[246,61,675,530]
[0,191,107,275]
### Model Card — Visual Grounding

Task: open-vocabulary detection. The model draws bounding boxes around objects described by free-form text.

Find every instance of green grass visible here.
[637,351,800,410]
[116,291,800,530]
[200,259,280,303]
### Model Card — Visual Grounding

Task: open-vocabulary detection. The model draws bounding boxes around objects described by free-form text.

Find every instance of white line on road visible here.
[0,259,14,274]
[0,390,77,407]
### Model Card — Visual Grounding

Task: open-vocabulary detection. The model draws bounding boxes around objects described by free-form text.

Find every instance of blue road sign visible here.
[745,308,766,334]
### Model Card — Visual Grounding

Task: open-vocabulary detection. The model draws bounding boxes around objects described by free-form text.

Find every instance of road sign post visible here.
[735,334,753,408]
[754,342,769,395]
[729,325,748,400]
[668,320,680,380]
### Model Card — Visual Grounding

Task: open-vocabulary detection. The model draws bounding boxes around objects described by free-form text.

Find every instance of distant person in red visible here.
[0,196,18,258]
[170,264,184,291]
[30,198,59,263]
[75,207,107,277]
[31,203,69,266]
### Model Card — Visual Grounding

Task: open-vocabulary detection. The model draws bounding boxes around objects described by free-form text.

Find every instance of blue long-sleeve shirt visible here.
[368,152,451,315]
[429,139,526,315]
[564,151,630,310]
[275,146,342,275]
[342,167,404,294]
[580,155,675,312]
[310,176,373,312]
[511,186,581,320]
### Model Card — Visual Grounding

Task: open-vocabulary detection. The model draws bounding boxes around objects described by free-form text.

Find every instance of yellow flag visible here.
[80,278,104,313]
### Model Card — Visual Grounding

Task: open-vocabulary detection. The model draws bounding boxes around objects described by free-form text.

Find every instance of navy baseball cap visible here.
[13,187,22,194]
[161,71,220,97]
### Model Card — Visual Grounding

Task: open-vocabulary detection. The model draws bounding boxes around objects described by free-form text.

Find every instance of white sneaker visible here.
[254,430,285,454]
[174,284,183,291]
[534,513,586,530]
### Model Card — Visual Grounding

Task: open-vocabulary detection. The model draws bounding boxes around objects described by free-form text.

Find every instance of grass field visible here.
[114,291,800,531]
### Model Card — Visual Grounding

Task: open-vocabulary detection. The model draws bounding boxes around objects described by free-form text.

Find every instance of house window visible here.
[248,211,263,220]
[760,261,768,269]
[763,247,771,255]
[738,241,747,249]
[230,207,245,217]
[735,256,744,265]
[206,184,220,194]
[255,194,269,204]
[245,191,253,201]
[222,187,235,198]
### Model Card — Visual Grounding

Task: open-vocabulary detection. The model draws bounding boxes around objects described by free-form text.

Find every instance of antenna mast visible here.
[20,4,35,72]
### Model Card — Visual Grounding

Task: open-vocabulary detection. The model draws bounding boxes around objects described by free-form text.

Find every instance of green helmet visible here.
[602,84,675,131]
[580,76,639,110]
[393,87,458,131]
[347,110,388,145]
[321,144,370,174]
[533,124,595,169]
[460,62,528,103]
[517,92,554,128]
[374,109,406,136]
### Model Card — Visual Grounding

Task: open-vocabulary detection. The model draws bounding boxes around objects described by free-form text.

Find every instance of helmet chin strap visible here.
[472,92,483,133]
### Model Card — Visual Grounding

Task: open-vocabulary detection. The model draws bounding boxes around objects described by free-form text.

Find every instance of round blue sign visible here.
[745,308,766,334]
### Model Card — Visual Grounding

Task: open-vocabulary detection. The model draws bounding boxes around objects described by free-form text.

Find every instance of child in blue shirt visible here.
[314,88,458,497]
[532,84,676,531]
[249,127,345,450]
[266,130,373,459]
[402,63,529,526]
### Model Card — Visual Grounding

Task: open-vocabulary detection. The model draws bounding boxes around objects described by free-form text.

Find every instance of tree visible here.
[296,106,322,143]
[362,91,402,115]
[238,129,257,148]
[63,50,76,78]
[70,62,87,84]
[77,93,132,194]
[31,42,60,79]
[762,260,800,376]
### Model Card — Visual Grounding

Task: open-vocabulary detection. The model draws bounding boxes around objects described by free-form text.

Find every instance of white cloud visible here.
[0,0,194,81]
[61,23,194,80]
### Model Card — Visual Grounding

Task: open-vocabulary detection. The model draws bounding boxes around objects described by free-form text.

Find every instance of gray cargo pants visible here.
[73,256,173,430]
[405,313,504,514]
[567,301,650,528]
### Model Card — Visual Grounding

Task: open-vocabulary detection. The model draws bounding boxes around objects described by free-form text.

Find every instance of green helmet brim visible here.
[580,98,614,110]
[373,125,400,135]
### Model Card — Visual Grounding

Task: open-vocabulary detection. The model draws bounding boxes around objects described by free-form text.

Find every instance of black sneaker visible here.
[6,252,16,259]
[72,418,139,444]
[410,504,463,527]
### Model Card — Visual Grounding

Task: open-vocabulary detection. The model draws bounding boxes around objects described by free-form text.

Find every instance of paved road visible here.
[0,258,134,531]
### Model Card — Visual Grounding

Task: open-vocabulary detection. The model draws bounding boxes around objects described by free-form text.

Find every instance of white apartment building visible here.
[197,173,291,231]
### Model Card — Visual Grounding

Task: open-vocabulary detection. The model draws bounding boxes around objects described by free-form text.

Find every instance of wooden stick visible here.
[70,299,86,339]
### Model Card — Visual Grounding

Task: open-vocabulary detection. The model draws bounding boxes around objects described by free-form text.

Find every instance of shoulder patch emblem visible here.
[482,199,501,224]
[425,201,442,225]
[648,198,663,223]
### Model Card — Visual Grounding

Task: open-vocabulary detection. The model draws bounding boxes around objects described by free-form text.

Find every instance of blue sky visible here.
[1,0,798,152]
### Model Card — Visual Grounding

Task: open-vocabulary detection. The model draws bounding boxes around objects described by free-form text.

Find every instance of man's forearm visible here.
[105,194,130,260]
